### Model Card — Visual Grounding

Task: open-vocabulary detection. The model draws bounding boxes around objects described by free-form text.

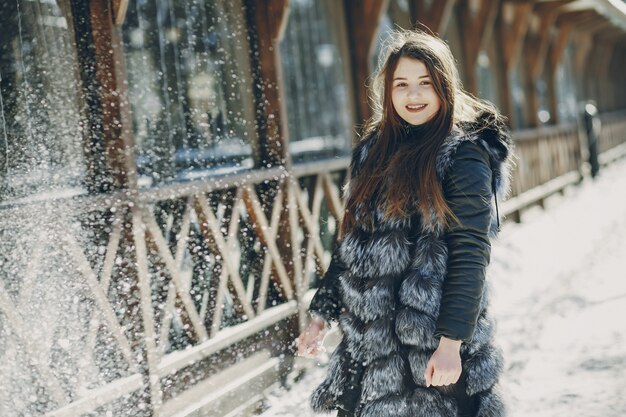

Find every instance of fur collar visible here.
[349,112,515,237]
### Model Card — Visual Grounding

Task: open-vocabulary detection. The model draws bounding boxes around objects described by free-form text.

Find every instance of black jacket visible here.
[310,139,496,343]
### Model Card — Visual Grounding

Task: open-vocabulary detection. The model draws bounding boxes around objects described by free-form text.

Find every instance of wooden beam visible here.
[520,3,562,127]
[575,19,621,106]
[616,47,626,109]
[576,17,612,34]
[112,0,129,25]
[249,0,291,168]
[555,9,596,26]
[530,10,557,79]
[533,0,576,16]
[410,0,456,34]
[593,26,624,43]
[388,0,412,29]
[583,39,612,105]
[553,0,598,15]
[571,30,592,74]
[501,2,533,71]
[493,1,532,127]
[93,0,137,189]
[70,0,138,192]
[456,0,500,95]
[345,0,390,124]
[592,27,622,110]
[606,46,621,110]
[546,23,572,124]
[549,22,572,73]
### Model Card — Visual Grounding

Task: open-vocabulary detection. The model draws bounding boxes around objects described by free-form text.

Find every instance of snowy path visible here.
[258,157,626,417]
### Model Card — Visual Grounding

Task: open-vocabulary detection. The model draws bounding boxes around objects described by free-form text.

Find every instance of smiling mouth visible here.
[406,104,427,112]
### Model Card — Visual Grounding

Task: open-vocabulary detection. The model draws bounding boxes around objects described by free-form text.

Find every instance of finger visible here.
[437,374,446,387]
[424,362,434,387]
[298,337,310,353]
[452,371,461,384]
[309,345,323,357]
[432,372,444,386]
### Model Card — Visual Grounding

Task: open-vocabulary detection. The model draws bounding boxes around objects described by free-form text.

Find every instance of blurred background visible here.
[0,0,624,416]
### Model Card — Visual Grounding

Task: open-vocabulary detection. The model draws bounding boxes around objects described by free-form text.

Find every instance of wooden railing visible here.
[502,123,583,221]
[0,158,351,416]
[0,113,625,416]
[599,110,626,158]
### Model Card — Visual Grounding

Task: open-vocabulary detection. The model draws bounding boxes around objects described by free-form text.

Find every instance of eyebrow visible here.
[393,75,430,81]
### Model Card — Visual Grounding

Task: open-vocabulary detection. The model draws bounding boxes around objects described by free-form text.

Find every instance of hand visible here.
[296,317,328,358]
[424,336,462,387]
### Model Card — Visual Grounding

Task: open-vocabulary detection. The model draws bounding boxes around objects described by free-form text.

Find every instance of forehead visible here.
[393,57,429,78]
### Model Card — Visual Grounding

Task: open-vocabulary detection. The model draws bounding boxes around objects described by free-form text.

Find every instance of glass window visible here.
[556,43,577,123]
[122,0,256,187]
[0,0,85,202]
[509,63,526,129]
[476,45,500,107]
[279,0,352,163]
[537,71,550,125]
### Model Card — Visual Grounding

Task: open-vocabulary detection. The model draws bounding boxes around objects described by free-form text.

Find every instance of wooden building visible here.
[0,0,625,415]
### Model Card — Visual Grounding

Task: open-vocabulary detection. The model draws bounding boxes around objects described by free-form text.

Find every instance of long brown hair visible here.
[339,29,501,240]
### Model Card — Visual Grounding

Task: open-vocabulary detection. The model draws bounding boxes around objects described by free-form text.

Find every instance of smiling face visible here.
[391,57,441,126]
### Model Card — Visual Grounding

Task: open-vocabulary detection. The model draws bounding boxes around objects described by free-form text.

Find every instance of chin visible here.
[405,113,437,126]
[405,118,427,126]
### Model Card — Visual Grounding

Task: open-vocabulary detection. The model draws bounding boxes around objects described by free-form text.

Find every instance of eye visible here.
[420,80,432,86]
[395,82,408,88]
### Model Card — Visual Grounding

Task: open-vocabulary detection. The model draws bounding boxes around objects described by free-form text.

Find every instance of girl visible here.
[296,29,514,417]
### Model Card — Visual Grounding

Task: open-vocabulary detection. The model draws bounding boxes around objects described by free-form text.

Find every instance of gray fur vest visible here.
[310,118,515,417]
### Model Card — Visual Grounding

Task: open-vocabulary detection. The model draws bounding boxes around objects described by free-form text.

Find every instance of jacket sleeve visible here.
[434,141,493,343]
[308,246,346,327]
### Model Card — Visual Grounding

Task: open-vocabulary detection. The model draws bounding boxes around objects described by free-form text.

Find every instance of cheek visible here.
[391,93,403,113]
[429,95,442,113]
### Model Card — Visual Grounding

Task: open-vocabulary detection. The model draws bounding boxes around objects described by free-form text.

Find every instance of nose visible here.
[407,85,421,99]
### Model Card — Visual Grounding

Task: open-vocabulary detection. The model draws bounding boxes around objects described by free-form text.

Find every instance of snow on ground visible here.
[258,157,626,417]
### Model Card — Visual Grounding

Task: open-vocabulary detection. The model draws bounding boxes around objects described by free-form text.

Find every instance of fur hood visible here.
[310,113,515,417]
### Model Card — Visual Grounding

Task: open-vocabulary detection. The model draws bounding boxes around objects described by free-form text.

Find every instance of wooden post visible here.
[556,9,595,101]
[578,18,615,107]
[85,0,137,191]
[570,31,593,99]
[409,0,456,35]
[71,0,159,413]
[595,43,612,112]
[248,0,301,386]
[494,1,532,127]
[248,0,291,170]
[614,46,626,109]
[606,43,622,111]
[520,7,557,127]
[388,0,411,28]
[593,28,623,111]
[111,0,129,25]
[546,23,572,125]
[344,0,390,125]
[455,0,499,95]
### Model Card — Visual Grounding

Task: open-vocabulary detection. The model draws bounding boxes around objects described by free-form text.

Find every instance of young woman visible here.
[295,29,515,417]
